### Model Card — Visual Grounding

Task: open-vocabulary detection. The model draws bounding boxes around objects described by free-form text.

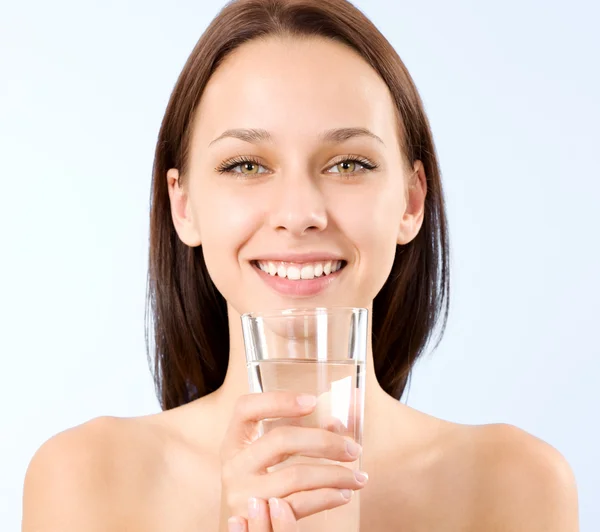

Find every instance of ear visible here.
[397,160,427,245]
[166,168,202,247]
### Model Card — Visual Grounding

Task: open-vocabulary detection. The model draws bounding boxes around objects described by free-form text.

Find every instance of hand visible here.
[227,497,300,531]
[218,391,367,531]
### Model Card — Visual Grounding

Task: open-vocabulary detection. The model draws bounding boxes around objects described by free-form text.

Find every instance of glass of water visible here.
[241,307,367,531]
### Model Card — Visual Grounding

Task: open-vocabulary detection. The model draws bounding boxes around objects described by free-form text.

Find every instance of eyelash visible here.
[215,154,379,178]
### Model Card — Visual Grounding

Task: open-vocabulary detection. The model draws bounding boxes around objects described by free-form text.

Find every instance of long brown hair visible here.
[146,0,450,411]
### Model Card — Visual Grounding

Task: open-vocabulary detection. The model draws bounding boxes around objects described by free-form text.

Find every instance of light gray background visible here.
[1,0,598,529]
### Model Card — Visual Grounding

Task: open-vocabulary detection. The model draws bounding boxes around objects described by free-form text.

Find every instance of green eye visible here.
[328,156,377,176]
[216,157,267,176]
[336,161,357,173]
[239,162,260,174]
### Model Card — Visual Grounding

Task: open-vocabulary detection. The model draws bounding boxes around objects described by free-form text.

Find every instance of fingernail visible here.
[248,497,259,518]
[228,516,244,532]
[354,470,369,483]
[296,394,317,408]
[340,489,353,500]
[269,497,282,518]
[345,438,362,457]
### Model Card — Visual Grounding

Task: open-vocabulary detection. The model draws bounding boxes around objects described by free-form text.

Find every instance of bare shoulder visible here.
[22,416,153,531]
[377,403,578,532]
[22,402,223,532]
[453,422,579,531]
[23,416,122,530]
[21,411,213,532]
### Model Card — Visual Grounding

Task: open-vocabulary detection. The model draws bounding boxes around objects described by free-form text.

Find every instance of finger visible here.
[227,516,248,532]
[269,498,297,532]
[222,392,317,457]
[261,464,368,499]
[233,426,362,473]
[247,497,271,532]
[284,487,354,520]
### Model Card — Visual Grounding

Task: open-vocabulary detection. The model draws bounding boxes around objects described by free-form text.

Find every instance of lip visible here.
[251,252,346,263]
[251,260,346,297]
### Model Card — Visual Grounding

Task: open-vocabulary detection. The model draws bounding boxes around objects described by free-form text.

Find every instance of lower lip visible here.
[252,262,345,297]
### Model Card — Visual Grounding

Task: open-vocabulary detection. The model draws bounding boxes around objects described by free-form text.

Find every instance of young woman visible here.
[22,1,579,531]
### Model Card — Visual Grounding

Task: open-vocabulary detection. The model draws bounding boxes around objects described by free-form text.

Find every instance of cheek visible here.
[333,187,403,295]
[192,183,263,292]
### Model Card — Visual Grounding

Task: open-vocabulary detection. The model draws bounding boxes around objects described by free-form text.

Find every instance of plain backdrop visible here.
[1,0,598,529]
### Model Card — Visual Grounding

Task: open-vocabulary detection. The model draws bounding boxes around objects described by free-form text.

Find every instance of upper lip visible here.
[251,252,346,263]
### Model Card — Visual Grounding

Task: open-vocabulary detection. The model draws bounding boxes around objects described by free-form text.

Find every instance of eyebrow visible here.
[208,127,385,147]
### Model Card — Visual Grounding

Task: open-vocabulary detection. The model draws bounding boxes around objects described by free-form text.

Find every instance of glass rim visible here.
[241,306,367,321]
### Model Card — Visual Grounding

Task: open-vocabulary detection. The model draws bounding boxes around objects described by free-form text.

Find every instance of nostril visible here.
[275,225,320,234]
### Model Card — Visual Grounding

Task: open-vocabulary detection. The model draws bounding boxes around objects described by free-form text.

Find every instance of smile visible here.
[254,259,345,280]
[250,258,348,297]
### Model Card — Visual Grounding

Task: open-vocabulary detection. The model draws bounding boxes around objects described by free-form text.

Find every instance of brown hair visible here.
[146,0,450,411]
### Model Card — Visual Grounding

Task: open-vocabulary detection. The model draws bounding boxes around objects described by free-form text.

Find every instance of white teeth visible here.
[300,265,315,279]
[256,260,344,280]
[287,266,301,280]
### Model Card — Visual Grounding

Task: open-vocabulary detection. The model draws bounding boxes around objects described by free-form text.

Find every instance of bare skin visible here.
[22,377,578,531]
[22,35,578,531]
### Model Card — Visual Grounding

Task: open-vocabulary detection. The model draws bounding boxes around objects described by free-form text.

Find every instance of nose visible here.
[268,171,328,236]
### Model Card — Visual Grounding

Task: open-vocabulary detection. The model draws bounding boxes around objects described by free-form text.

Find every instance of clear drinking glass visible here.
[241,307,368,532]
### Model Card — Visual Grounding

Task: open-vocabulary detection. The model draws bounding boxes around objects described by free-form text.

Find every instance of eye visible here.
[326,156,378,177]
[216,156,269,176]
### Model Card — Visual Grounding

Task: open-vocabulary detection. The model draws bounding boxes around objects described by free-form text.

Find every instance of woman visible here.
[22,0,579,530]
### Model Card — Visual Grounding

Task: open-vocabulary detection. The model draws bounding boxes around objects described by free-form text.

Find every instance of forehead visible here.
[193,36,399,147]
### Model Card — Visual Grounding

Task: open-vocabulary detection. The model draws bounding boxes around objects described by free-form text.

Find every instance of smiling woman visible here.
[159,23,438,408]
[21,1,579,531]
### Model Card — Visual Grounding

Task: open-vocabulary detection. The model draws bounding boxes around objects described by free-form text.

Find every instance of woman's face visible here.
[168,36,426,316]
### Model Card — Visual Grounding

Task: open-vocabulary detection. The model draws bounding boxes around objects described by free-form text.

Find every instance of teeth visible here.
[300,265,314,279]
[256,260,344,280]
[287,266,301,280]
